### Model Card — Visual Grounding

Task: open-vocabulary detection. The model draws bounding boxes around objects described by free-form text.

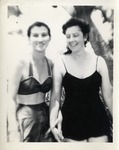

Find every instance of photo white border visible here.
[0,0,119,150]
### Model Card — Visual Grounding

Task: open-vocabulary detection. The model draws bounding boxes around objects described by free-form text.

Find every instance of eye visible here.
[66,34,70,39]
[73,33,79,37]
[32,34,39,38]
[41,33,49,37]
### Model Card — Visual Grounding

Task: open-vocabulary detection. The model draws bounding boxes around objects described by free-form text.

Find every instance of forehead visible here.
[30,26,48,34]
[66,26,81,34]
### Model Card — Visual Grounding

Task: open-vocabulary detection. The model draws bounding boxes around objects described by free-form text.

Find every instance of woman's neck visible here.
[32,50,46,64]
[71,47,86,59]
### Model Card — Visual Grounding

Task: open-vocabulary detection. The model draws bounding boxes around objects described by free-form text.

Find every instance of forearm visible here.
[7,98,21,142]
[105,96,113,116]
[49,96,64,142]
[7,98,18,132]
[50,96,60,130]
[102,87,113,116]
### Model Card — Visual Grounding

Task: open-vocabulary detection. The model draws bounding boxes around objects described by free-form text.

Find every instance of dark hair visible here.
[27,21,51,37]
[62,17,90,54]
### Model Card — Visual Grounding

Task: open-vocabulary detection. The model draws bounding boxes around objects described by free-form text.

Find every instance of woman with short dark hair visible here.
[8,21,61,142]
[50,17,112,142]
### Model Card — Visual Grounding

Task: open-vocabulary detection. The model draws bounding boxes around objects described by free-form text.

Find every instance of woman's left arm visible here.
[48,59,63,132]
[98,56,113,116]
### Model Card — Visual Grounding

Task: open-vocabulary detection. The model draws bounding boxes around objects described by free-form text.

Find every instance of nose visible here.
[37,35,44,42]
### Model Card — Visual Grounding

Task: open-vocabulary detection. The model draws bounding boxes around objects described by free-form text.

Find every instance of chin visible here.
[36,46,46,52]
[69,46,76,50]
[35,49,44,52]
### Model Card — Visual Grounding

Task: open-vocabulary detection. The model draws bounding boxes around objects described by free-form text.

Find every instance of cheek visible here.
[66,38,70,43]
[29,40,37,47]
[76,36,84,42]
[46,36,51,41]
[46,38,51,44]
[29,38,36,44]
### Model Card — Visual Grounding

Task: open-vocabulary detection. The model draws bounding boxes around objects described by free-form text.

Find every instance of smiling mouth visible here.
[38,44,44,46]
[69,43,78,47]
[37,43,45,47]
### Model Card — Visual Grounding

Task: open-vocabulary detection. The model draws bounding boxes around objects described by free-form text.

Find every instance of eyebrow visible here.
[32,31,48,34]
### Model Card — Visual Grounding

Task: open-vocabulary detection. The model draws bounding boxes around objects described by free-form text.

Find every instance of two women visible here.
[8,21,61,142]
[50,17,112,142]
[8,17,113,142]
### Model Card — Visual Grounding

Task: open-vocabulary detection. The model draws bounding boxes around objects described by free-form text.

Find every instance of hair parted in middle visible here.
[27,21,51,37]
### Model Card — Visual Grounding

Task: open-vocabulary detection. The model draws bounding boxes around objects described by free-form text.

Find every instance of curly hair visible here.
[62,17,90,54]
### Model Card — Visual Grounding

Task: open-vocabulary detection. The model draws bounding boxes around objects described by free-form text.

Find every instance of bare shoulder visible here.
[97,56,108,73]
[87,52,96,59]
[9,58,26,81]
[47,57,54,68]
[89,53,105,64]
[98,56,106,66]
[14,56,30,71]
[53,54,66,75]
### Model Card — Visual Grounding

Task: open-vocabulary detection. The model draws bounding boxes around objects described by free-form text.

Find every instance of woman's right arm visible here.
[7,61,24,142]
[50,57,64,142]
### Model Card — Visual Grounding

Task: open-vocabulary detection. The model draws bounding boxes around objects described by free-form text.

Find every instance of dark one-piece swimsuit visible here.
[16,58,54,142]
[61,57,112,141]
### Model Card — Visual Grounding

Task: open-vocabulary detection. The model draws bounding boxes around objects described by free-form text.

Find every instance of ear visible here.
[84,34,88,41]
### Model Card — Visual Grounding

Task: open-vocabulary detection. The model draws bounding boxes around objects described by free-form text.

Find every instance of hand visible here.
[51,127,64,142]
[57,111,63,132]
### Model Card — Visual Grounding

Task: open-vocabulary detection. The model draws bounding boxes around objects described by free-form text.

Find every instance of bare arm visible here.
[49,57,64,142]
[7,61,24,142]
[98,56,113,116]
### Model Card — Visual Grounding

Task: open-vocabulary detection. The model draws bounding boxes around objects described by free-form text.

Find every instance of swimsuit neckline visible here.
[20,76,52,85]
[64,70,101,80]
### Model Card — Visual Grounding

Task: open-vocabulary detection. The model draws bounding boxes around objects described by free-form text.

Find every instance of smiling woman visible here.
[50,17,113,142]
[7,21,61,142]
[65,26,86,53]
[27,22,51,53]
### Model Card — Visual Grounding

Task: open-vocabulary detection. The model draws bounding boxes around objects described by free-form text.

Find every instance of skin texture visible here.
[50,25,112,142]
[8,24,57,142]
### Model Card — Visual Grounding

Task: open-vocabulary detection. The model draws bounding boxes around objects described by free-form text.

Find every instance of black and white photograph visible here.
[0,1,118,150]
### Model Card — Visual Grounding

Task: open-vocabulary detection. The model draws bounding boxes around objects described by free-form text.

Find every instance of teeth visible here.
[70,43,77,47]
[38,44,44,46]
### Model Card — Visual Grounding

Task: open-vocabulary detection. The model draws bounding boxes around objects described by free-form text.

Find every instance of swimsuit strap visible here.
[62,58,68,73]
[45,57,51,76]
[29,62,33,76]
[96,56,98,71]
[29,58,51,77]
